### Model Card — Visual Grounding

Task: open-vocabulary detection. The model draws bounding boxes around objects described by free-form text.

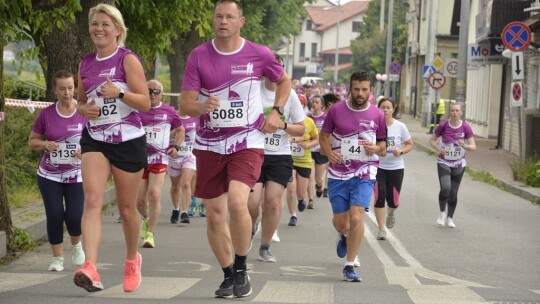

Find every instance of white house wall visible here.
[465,0,501,139]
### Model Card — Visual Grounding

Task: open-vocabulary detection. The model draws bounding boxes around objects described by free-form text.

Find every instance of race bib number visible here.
[341,138,370,161]
[444,146,465,160]
[89,98,121,126]
[265,134,282,152]
[290,142,304,157]
[144,126,165,145]
[50,143,80,165]
[176,141,193,156]
[210,100,247,128]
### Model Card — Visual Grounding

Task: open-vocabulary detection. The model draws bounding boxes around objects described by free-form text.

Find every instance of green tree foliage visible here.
[351,0,408,77]
[240,0,310,46]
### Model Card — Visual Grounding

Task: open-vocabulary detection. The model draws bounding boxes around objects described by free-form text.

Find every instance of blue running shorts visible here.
[328,178,375,214]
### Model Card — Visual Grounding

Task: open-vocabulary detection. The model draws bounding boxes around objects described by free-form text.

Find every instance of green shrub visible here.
[8,227,36,252]
[510,158,540,188]
[523,161,540,187]
[4,106,42,207]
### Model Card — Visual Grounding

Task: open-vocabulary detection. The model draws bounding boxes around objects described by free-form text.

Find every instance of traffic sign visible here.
[432,56,444,71]
[389,74,400,82]
[511,51,524,80]
[443,58,459,78]
[501,22,531,51]
[422,65,435,80]
[428,71,446,90]
[389,61,401,75]
[511,81,522,107]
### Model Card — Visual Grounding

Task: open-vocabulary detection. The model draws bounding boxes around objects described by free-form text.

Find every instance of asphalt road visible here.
[1,149,539,304]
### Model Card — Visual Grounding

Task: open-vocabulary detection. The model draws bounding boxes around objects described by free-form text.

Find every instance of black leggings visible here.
[374,168,404,209]
[437,163,465,218]
[37,176,84,245]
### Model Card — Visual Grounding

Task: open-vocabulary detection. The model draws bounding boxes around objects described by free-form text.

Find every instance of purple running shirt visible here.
[182,38,285,154]
[139,103,182,165]
[321,102,387,180]
[434,120,474,168]
[308,112,327,152]
[79,47,144,143]
[32,103,88,183]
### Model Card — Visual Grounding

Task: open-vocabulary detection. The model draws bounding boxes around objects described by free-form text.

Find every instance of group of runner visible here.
[27,0,476,299]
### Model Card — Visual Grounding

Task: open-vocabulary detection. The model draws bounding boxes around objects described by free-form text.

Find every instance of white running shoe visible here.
[272,230,280,243]
[48,256,64,272]
[436,212,446,226]
[71,242,85,267]
[446,217,456,228]
[353,255,361,267]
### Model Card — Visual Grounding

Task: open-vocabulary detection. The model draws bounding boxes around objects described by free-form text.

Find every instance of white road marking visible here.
[89,277,199,299]
[253,280,333,303]
[0,273,64,293]
[365,212,489,303]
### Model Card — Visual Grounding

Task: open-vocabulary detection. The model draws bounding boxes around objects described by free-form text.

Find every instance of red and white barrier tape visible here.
[5,92,180,108]
[5,98,53,109]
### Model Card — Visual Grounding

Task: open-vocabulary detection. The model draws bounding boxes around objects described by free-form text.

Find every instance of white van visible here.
[300,76,324,86]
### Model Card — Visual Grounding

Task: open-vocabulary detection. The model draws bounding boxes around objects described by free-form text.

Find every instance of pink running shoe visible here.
[123,252,142,292]
[73,261,103,292]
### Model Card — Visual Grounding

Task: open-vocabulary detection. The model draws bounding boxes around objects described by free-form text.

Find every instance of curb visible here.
[413,140,540,203]
[0,187,116,259]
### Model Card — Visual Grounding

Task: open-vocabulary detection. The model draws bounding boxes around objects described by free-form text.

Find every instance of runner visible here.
[137,79,183,248]
[319,70,387,282]
[307,95,328,208]
[429,102,476,228]
[248,72,305,263]
[179,0,291,298]
[374,97,413,240]
[168,114,199,224]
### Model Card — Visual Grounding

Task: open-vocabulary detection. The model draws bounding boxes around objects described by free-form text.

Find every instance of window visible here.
[299,43,305,62]
[306,19,312,31]
[352,21,361,32]
[311,43,317,61]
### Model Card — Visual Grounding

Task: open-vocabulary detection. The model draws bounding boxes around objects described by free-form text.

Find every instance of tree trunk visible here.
[167,25,204,109]
[31,0,112,101]
[0,25,14,245]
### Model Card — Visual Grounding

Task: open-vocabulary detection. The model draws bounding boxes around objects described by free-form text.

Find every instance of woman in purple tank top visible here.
[73,3,150,294]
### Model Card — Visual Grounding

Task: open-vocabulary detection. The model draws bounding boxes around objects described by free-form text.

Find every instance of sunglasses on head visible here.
[149,88,161,95]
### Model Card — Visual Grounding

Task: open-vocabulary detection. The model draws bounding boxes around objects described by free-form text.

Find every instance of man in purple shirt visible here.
[319,70,387,282]
[179,0,291,299]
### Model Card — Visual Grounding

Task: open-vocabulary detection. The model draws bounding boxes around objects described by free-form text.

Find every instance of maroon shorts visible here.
[142,164,168,179]
[193,149,264,199]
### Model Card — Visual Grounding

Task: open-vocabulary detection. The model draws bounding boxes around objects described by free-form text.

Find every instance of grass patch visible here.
[8,188,41,209]
[466,168,500,186]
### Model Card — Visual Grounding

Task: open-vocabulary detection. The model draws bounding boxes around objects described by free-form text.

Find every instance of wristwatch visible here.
[283,122,288,130]
[118,88,125,99]
[173,144,181,152]
[399,150,404,155]
[272,106,284,115]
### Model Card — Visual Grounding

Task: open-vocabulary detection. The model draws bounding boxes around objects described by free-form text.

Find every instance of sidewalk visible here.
[0,187,116,259]
[399,113,540,203]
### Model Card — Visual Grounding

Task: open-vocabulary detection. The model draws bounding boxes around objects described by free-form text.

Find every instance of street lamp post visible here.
[334,0,340,84]
[384,0,394,97]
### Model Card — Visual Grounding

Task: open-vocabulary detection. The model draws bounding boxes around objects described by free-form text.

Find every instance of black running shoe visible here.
[232,268,252,298]
[180,211,190,224]
[170,210,180,224]
[214,276,234,298]
[323,188,328,197]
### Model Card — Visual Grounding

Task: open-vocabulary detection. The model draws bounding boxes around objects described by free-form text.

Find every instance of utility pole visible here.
[422,0,438,127]
[334,0,341,84]
[384,0,394,97]
[455,0,469,105]
[380,0,385,32]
